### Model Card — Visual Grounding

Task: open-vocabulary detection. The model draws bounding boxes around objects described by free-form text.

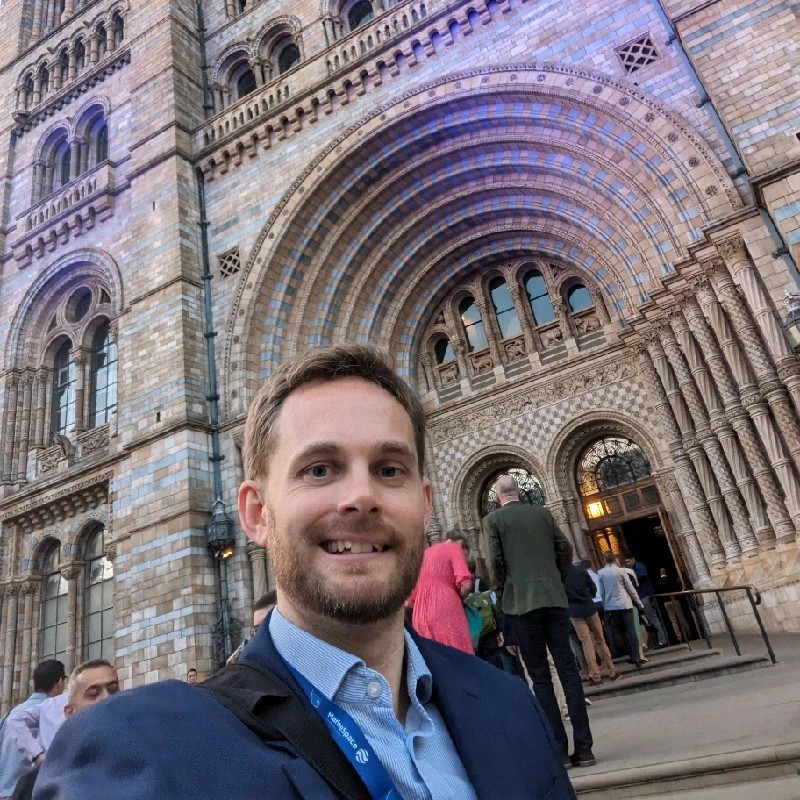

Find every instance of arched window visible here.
[489,277,521,339]
[238,0,247,11]
[90,322,117,427]
[82,525,114,661]
[111,12,125,47]
[39,544,68,663]
[348,0,375,30]
[277,41,301,74]
[235,67,257,99]
[51,340,76,438]
[567,283,592,312]
[22,73,34,110]
[38,63,50,98]
[433,336,454,364]
[459,296,487,352]
[577,436,652,497]
[524,270,556,325]
[96,24,108,58]
[74,39,86,72]
[95,122,108,164]
[482,468,546,515]
[58,49,69,84]
[54,139,72,189]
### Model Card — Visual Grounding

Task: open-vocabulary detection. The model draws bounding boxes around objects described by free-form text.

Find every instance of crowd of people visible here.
[0,344,692,799]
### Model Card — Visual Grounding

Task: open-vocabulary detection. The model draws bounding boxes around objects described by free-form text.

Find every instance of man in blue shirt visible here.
[625,556,668,648]
[0,660,65,800]
[36,344,574,800]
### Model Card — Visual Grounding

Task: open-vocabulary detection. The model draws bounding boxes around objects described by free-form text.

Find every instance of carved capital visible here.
[449,336,466,356]
[657,472,679,495]
[103,542,117,563]
[59,562,82,581]
[715,234,747,264]
[698,256,725,277]
[22,579,39,596]
[418,353,431,369]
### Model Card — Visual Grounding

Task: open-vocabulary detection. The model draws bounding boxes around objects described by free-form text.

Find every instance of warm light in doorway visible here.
[585,501,605,519]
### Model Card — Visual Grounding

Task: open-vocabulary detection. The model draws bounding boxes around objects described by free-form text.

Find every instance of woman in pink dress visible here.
[407,536,474,654]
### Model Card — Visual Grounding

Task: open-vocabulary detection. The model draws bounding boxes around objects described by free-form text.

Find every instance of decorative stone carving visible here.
[503,335,526,361]
[78,426,109,456]
[469,350,494,375]
[540,327,563,347]
[574,314,601,334]
[438,362,459,387]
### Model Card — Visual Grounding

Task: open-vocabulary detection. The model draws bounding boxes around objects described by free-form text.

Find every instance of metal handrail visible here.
[652,584,776,664]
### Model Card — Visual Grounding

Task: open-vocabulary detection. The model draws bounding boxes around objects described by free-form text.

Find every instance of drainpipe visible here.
[195,0,240,662]
[649,0,799,285]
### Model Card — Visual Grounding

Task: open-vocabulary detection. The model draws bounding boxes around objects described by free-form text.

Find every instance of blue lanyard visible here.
[284,662,403,800]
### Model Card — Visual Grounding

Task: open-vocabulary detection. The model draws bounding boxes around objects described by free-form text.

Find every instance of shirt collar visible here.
[269,607,433,704]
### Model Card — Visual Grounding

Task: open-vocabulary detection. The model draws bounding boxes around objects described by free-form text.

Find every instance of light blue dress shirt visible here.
[270,609,478,800]
[0,692,46,796]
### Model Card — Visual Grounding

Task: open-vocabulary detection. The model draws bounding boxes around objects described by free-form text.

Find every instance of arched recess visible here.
[5,248,122,368]
[224,64,739,419]
[448,443,546,535]
[546,409,666,502]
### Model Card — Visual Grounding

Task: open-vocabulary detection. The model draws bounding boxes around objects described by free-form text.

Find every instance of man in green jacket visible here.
[484,474,595,767]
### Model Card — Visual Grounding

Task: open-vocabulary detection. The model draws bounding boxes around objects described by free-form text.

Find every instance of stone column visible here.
[552,298,572,341]
[2,374,20,483]
[449,335,470,383]
[654,472,711,586]
[641,339,726,566]
[70,348,87,432]
[588,286,611,324]
[684,287,792,544]
[418,353,434,393]
[17,581,38,699]
[33,368,49,449]
[69,139,81,181]
[32,73,42,106]
[64,0,74,16]
[716,234,800,414]
[105,25,114,54]
[16,373,34,483]
[225,0,236,17]
[507,281,536,353]
[60,563,82,673]
[670,307,763,554]
[89,33,99,65]
[1,585,20,714]
[660,321,747,561]
[707,261,800,485]
[246,542,268,600]
[68,47,77,80]
[472,288,503,367]
[31,1,44,39]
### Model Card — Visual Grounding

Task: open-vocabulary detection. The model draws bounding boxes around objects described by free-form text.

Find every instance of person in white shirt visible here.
[0,660,65,799]
[597,552,645,667]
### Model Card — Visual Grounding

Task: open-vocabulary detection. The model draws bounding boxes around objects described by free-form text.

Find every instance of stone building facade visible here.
[0,0,799,709]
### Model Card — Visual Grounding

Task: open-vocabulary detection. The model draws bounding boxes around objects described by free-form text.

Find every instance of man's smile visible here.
[320,540,391,555]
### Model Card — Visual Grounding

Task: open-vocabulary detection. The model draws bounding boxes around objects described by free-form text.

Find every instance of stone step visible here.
[612,643,691,663]
[573,742,800,799]
[606,647,722,680]
[583,653,772,699]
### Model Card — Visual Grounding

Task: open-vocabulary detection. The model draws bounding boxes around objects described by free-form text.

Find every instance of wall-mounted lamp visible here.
[585,501,605,520]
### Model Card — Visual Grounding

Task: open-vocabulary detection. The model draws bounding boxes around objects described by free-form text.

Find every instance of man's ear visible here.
[422,476,433,534]
[238,480,270,547]
[64,704,75,718]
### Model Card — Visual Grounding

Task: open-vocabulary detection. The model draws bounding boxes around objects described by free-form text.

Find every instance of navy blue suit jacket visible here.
[34,624,575,799]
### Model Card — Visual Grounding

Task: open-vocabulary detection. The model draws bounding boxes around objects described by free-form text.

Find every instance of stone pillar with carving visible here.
[506,281,536,354]
[660,321,747,561]
[426,510,444,545]
[68,46,77,80]
[105,24,114,54]
[225,0,236,17]
[17,581,38,699]
[246,541,268,602]
[64,0,74,17]
[708,261,800,486]
[588,286,611,325]
[71,348,87,432]
[31,369,47,450]
[2,374,20,483]
[418,353,434,393]
[684,288,791,544]
[552,297,573,342]
[89,32,99,65]
[716,234,800,414]
[471,289,503,368]
[60,562,82,673]
[449,335,470,383]
[1,584,20,714]
[641,339,726,566]
[16,372,34,482]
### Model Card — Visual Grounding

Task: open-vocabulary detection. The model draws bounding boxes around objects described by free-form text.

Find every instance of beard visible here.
[267,510,425,625]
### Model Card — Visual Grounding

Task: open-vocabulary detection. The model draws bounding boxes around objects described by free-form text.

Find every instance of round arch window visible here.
[482,467,545,516]
[566,284,592,312]
[577,436,651,497]
[348,0,375,30]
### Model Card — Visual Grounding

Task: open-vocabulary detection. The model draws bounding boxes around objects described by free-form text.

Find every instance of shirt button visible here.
[367,681,381,699]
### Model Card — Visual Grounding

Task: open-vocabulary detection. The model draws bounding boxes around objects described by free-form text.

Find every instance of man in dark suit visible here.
[35,344,574,800]
[485,475,595,767]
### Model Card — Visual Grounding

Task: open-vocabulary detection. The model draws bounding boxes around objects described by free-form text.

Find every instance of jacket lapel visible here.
[414,635,504,800]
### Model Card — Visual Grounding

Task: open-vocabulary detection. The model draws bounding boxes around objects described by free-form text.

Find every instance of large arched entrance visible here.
[575,435,684,588]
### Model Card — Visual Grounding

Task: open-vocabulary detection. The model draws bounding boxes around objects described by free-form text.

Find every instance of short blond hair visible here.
[243,344,426,479]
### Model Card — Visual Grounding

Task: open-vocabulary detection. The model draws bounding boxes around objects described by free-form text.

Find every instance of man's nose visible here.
[337,467,380,514]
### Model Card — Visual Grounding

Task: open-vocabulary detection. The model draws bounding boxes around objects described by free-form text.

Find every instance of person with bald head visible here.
[484,474,595,768]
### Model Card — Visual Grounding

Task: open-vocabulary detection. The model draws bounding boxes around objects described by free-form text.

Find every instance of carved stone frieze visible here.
[429,357,637,444]
[469,350,494,375]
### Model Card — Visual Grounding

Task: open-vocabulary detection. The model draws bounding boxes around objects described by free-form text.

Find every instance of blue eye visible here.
[309,465,329,478]
[380,466,399,478]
